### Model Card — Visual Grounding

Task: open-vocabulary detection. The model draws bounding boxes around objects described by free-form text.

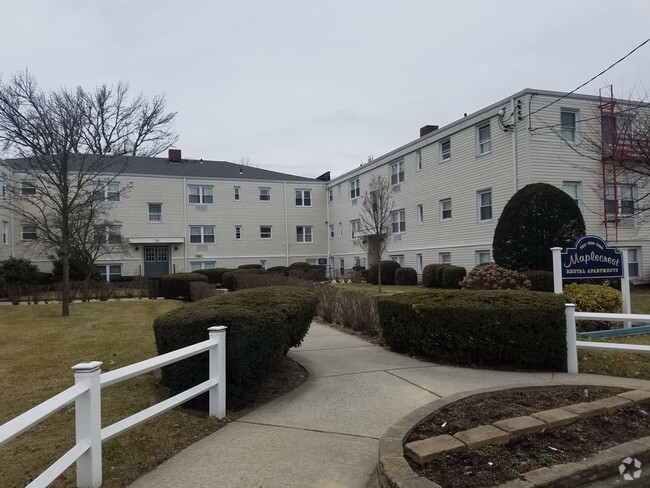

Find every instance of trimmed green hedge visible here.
[159,273,209,300]
[194,268,233,284]
[523,270,555,292]
[368,260,401,285]
[442,266,466,289]
[378,290,566,370]
[422,264,449,288]
[238,264,263,269]
[222,269,267,291]
[153,286,319,409]
[394,267,418,286]
[564,283,622,332]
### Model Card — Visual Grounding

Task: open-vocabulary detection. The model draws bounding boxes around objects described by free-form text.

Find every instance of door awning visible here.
[128,237,185,244]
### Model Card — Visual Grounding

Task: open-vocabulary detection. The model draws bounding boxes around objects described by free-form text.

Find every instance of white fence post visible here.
[72,361,103,488]
[208,326,227,418]
[551,247,563,294]
[565,304,578,374]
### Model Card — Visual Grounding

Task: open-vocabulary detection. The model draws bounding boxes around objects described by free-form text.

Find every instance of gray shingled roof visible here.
[3,154,324,183]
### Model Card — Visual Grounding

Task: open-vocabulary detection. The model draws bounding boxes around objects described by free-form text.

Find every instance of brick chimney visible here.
[420,125,439,137]
[168,148,182,162]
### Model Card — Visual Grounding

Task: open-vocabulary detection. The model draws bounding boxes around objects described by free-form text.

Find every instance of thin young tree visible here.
[0,70,177,316]
[358,174,394,292]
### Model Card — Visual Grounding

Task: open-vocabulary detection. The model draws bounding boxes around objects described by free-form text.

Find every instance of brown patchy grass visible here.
[0,300,227,488]
[332,282,421,296]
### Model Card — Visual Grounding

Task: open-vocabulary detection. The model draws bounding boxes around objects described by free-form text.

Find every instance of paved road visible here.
[129,323,650,488]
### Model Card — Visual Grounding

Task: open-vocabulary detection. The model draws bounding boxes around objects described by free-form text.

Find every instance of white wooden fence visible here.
[0,326,227,488]
[565,304,650,373]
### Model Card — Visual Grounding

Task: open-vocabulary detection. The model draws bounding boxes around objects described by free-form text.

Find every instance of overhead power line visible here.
[524,37,650,120]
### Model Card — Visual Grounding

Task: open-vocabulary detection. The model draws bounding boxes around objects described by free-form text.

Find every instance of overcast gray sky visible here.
[2,1,649,178]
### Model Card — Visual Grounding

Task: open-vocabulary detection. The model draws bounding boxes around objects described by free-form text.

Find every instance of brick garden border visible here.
[375,379,650,488]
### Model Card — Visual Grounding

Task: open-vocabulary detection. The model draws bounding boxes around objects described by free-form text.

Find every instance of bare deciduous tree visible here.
[0,70,177,315]
[358,174,394,292]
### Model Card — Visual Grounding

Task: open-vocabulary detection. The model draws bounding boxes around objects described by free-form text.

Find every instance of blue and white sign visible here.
[561,235,623,279]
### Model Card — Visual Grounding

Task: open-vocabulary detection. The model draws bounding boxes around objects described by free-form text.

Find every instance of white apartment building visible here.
[327,88,648,281]
[0,151,329,278]
[1,88,648,281]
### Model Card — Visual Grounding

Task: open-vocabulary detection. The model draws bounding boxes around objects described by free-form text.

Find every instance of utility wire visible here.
[523,37,650,121]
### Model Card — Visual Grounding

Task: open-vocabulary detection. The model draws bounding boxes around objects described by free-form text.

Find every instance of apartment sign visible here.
[561,235,623,279]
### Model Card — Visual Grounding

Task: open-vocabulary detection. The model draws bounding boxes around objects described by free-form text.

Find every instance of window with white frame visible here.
[2,221,8,245]
[339,258,345,275]
[295,189,312,206]
[350,178,360,199]
[563,181,582,208]
[477,190,492,221]
[328,188,333,202]
[415,150,422,171]
[390,160,404,185]
[440,198,452,221]
[1,174,7,198]
[260,225,272,239]
[297,226,313,243]
[439,252,451,264]
[336,184,341,199]
[190,261,216,272]
[259,187,271,201]
[625,248,640,277]
[21,181,36,195]
[95,181,120,202]
[606,184,635,216]
[96,225,121,245]
[234,186,241,201]
[390,254,405,266]
[307,259,318,265]
[235,225,242,240]
[416,253,423,274]
[96,264,122,282]
[189,225,215,244]
[392,209,406,234]
[476,250,491,265]
[22,224,37,240]
[148,203,162,223]
[476,123,492,155]
[338,222,343,237]
[188,185,214,204]
[417,204,424,225]
[602,113,635,144]
[350,220,361,239]
[260,259,267,269]
[329,224,334,238]
[440,139,451,161]
[560,109,578,143]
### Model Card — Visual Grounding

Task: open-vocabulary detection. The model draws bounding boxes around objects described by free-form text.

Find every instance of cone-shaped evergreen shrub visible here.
[492,183,585,271]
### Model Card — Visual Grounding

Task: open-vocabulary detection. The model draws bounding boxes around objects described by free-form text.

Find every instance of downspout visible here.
[284,182,289,266]
[326,186,331,265]
[511,98,518,192]
[183,177,188,271]
[9,166,14,256]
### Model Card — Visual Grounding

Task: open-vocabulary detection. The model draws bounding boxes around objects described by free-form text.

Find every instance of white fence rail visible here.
[0,326,227,488]
[566,304,650,373]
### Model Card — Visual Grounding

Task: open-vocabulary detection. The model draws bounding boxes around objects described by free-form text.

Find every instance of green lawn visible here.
[0,300,226,488]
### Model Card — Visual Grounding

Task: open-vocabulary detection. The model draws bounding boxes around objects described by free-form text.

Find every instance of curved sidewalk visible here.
[129,323,650,488]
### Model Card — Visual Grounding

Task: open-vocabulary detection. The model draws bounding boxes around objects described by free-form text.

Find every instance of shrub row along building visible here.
[0,88,648,281]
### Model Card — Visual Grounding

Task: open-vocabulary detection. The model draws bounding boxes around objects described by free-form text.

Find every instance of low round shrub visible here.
[563,283,622,332]
[394,267,418,286]
[153,286,319,409]
[288,262,311,270]
[523,270,555,292]
[222,269,267,291]
[267,266,288,275]
[159,273,209,300]
[460,264,531,290]
[368,260,401,285]
[442,266,466,289]
[194,268,234,284]
[422,264,446,288]
[238,264,263,269]
[433,265,451,287]
[378,289,566,370]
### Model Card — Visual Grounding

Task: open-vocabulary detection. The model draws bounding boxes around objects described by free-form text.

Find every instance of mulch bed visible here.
[407,387,650,487]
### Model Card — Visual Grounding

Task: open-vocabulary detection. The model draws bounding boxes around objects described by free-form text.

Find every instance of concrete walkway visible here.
[129,323,650,488]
